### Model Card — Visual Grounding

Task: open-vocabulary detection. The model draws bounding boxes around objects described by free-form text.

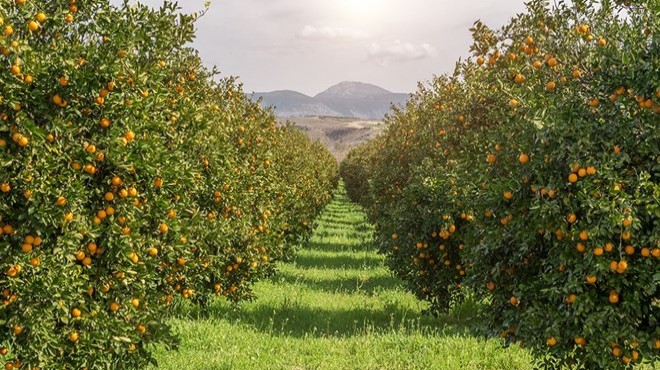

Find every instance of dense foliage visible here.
[0,1,337,368]
[342,0,658,368]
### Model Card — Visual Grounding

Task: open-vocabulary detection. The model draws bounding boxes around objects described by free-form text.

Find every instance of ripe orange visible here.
[616,260,628,273]
[72,308,81,318]
[503,191,513,200]
[585,275,597,284]
[109,302,120,312]
[608,291,619,304]
[579,230,588,241]
[487,154,496,164]
[547,337,557,346]
[519,153,529,164]
[36,13,47,23]
[568,173,578,183]
[510,296,519,306]
[69,332,79,343]
[567,213,577,224]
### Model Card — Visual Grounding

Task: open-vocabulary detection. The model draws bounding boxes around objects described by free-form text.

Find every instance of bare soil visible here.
[278,116,385,161]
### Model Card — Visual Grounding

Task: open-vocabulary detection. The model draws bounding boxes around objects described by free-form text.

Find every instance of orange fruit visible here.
[568,173,578,183]
[604,243,613,252]
[616,260,628,273]
[579,230,589,241]
[593,247,603,256]
[487,154,496,164]
[125,131,136,142]
[519,153,529,164]
[609,291,619,304]
[547,337,557,346]
[585,275,597,284]
[567,213,577,224]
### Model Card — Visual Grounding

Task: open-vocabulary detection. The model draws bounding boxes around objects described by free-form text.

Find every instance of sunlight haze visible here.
[117,0,529,94]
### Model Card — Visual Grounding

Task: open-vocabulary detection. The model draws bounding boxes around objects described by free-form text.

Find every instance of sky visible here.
[114,0,529,96]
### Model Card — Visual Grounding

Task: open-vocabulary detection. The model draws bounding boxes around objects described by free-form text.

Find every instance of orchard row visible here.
[0,1,337,369]
[342,0,658,369]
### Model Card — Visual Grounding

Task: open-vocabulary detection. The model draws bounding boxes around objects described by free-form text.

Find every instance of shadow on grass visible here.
[271,271,400,295]
[294,251,383,269]
[173,297,482,339]
[301,241,377,254]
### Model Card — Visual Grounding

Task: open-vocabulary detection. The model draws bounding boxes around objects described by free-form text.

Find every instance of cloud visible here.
[297,25,366,40]
[367,40,437,65]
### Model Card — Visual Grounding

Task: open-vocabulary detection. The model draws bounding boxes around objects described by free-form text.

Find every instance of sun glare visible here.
[342,0,382,19]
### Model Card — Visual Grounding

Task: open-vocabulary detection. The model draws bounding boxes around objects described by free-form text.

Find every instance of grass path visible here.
[153,186,534,369]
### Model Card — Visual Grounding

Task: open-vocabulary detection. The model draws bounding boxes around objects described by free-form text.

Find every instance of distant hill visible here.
[251,81,409,120]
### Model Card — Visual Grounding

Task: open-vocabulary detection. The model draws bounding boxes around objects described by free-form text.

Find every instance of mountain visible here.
[251,81,409,120]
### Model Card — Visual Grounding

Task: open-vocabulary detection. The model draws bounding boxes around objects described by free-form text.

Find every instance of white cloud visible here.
[297,25,366,40]
[367,41,437,66]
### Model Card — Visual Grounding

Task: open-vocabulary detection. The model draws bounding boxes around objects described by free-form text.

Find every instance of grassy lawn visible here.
[151,186,535,369]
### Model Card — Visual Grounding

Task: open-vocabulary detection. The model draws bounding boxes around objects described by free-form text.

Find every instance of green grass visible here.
[151,186,535,369]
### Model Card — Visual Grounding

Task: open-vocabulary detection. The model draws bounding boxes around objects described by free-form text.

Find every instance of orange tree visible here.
[343,0,658,368]
[339,137,380,207]
[0,1,337,369]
